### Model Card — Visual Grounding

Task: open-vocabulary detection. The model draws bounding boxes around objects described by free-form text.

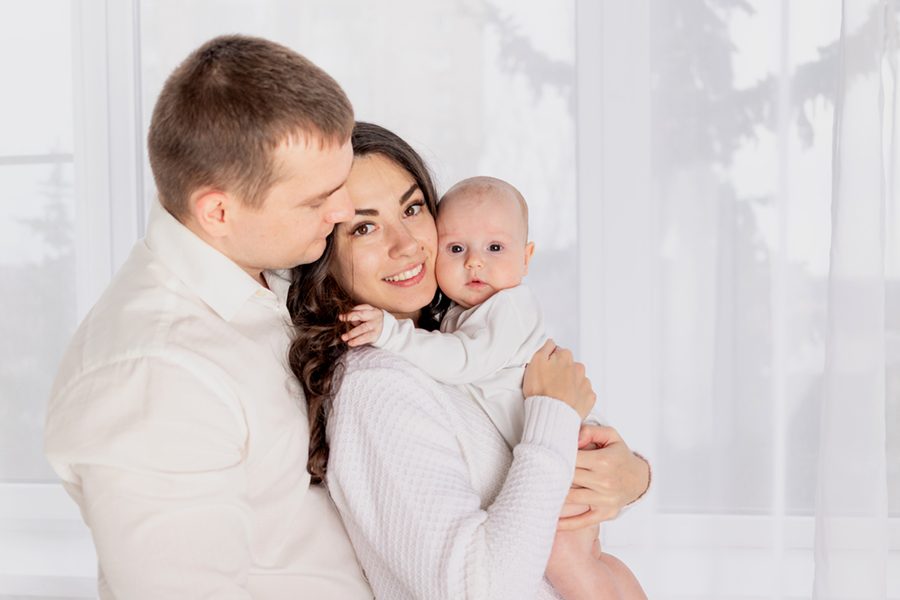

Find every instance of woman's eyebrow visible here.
[399,183,419,204]
[354,184,421,216]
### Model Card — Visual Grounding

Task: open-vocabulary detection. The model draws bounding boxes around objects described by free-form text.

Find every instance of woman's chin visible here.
[380,293,435,321]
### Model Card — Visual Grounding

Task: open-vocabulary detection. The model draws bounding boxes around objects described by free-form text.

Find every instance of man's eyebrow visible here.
[315,181,345,201]
[353,184,421,216]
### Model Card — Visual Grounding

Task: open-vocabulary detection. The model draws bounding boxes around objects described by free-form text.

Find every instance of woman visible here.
[287,122,649,599]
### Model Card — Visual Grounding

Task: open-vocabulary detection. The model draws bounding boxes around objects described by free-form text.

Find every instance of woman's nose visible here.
[387,223,420,258]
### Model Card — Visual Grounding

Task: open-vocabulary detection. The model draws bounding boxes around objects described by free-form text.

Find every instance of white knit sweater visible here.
[326,347,580,600]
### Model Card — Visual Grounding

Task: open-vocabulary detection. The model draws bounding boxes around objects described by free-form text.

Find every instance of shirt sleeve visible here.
[327,364,581,600]
[373,287,542,384]
[45,355,252,599]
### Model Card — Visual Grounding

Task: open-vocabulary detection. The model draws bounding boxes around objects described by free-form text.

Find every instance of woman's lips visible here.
[383,262,426,287]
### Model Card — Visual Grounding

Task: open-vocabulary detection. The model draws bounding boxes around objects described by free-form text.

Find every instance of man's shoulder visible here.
[56,245,235,387]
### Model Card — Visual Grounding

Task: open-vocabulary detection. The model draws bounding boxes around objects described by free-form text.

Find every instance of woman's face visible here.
[331,153,438,322]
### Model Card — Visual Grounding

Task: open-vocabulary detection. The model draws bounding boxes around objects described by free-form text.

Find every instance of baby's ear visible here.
[523,241,536,274]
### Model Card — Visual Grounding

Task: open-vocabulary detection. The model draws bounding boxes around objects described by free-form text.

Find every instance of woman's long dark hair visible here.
[287,121,447,484]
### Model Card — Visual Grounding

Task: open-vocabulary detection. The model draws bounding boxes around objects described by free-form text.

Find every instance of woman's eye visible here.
[404,202,423,217]
[352,223,375,236]
[489,243,503,252]
[449,244,464,254]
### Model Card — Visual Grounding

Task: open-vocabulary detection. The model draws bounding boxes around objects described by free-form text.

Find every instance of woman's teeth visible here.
[384,263,423,282]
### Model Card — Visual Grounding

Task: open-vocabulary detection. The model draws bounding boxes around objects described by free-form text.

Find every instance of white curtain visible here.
[814,0,895,598]
[593,1,899,598]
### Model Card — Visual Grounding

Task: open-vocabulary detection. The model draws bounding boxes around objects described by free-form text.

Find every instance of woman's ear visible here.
[523,241,536,274]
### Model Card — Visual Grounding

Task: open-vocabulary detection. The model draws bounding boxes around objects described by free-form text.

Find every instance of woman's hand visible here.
[523,339,596,420]
[557,425,651,529]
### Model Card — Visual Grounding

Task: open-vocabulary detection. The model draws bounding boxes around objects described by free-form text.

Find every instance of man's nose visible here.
[323,188,354,224]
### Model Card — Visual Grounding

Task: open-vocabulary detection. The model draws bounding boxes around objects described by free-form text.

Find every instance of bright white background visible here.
[0,1,897,598]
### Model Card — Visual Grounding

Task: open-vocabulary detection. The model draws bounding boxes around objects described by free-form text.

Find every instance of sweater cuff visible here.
[521,395,581,470]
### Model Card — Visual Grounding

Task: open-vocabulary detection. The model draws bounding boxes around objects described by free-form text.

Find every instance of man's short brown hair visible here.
[148,35,354,219]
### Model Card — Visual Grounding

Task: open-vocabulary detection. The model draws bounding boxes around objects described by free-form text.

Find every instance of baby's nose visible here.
[465,253,483,268]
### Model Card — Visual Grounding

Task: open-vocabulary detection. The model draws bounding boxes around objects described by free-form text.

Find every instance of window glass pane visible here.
[0,163,76,481]
[0,2,74,157]
[139,0,578,346]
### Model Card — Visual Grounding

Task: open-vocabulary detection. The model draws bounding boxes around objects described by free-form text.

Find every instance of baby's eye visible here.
[352,223,375,236]
[449,244,465,254]
[488,243,503,252]
[404,202,424,217]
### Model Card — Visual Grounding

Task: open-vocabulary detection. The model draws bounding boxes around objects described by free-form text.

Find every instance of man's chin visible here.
[295,241,329,266]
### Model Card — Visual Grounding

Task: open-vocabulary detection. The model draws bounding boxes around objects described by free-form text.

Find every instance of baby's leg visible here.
[547,466,646,597]
[547,517,647,600]
[546,515,619,600]
[597,553,647,600]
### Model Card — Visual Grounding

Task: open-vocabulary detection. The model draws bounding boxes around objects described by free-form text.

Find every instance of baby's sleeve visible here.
[373,288,540,385]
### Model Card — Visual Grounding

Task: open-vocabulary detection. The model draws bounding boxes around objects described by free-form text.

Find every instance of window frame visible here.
[0,1,143,596]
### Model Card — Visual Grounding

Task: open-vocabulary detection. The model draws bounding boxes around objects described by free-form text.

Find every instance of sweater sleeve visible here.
[327,363,580,600]
[373,287,542,385]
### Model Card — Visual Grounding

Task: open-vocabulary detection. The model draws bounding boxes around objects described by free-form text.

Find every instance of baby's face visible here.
[435,191,534,309]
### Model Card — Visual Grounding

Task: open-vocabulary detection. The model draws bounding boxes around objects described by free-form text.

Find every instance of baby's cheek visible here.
[433,252,454,286]
[434,254,465,296]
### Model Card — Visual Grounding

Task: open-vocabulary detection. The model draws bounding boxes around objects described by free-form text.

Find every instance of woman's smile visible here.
[383,262,426,285]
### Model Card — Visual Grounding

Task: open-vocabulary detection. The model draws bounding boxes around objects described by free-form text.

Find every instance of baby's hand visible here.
[339,304,385,347]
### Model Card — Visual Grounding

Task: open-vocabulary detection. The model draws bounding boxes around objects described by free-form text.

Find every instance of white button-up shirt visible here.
[45,202,371,599]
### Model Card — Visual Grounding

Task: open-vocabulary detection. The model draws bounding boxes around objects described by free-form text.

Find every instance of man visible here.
[45,35,372,598]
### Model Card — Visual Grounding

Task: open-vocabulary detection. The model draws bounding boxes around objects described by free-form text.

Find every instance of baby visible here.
[341,176,644,600]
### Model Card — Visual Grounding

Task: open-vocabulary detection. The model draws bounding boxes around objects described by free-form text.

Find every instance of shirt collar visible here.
[265,269,294,306]
[145,200,265,322]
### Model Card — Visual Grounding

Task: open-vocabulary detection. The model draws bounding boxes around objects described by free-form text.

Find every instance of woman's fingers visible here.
[532,338,557,361]
[523,341,593,419]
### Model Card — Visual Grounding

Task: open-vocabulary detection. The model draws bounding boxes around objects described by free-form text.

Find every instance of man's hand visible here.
[557,424,650,530]
[339,304,385,347]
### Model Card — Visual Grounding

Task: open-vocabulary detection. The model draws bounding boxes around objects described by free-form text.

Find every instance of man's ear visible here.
[187,187,232,239]
[523,241,536,275]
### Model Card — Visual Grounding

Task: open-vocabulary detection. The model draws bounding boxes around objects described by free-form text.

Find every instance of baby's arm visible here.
[342,288,541,385]
[340,304,385,347]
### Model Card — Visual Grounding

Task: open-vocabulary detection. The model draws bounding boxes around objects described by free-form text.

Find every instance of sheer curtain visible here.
[1,1,897,598]
[588,1,899,598]
[814,0,896,598]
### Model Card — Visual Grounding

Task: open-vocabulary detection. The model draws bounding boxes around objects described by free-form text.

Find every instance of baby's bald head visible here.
[439,176,529,241]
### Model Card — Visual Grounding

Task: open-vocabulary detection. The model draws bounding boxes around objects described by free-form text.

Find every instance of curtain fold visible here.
[814,1,893,598]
